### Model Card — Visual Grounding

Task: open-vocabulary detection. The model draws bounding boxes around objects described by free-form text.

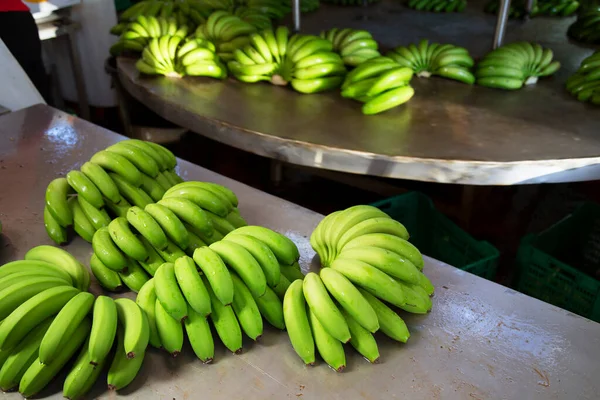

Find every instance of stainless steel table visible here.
[1,105,599,399]
[117,1,600,186]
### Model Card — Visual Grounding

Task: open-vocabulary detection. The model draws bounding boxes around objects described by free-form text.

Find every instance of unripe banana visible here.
[210,240,267,298]
[91,150,143,187]
[109,217,148,261]
[223,233,280,287]
[0,276,70,321]
[342,309,380,363]
[109,173,154,208]
[114,298,150,358]
[107,327,146,391]
[63,336,108,400]
[39,291,95,364]
[44,206,68,244]
[228,226,299,266]
[45,177,73,228]
[336,217,409,253]
[308,307,346,372]
[93,227,128,271]
[342,232,424,270]
[174,256,211,317]
[119,258,151,293]
[158,197,214,238]
[67,170,105,209]
[193,247,234,306]
[90,254,123,291]
[283,280,314,365]
[106,142,160,178]
[155,300,184,357]
[320,267,379,333]
[69,196,96,243]
[135,279,162,348]
[154,262,188,321]
[331,258,406,307]
[0,259,72,284]
[302,273,350,343]
[127,206,168,250]
[145,203,189,249]
[78,195,111,230]
[230,273,263,340]
[163,186,230,217]
[184,306,214,363]
[280,263,305,282]
[89,295,118,365]
[203,276,243,353]
[337,246,421,284]
[358,288,410,342]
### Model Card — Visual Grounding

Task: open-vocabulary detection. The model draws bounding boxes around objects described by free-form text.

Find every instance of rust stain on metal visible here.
[533,368,550,387]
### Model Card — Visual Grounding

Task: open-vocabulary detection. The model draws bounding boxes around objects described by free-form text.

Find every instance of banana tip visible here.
[89,361,99,366]
[203,358,214,364]
[171,351,181,358]
[234,348,243,355]
[181,315,188,322]
[335,365,346,373]
[108,385,117,391]
[126,351,136,359]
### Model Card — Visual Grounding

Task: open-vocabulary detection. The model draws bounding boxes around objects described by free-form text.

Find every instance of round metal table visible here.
[117,2,600,185]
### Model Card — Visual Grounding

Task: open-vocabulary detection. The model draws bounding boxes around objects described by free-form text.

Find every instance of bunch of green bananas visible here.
[194,11,257,61]
[568,6,600,44]
[341,57,415,115]
[137,225,301,357]
[387,40,475,84]
[532,0,579,16]
[229,26,347,93]
[0,246,149,398]
[407,0,467,12]
[44,139,183,246]
[233,6,273,29]
[89,180,248,292]
[566,51,600,105]
[283,205,434,370]
[320,28,381,67]
[475,42,561,90]
[136,36,228,77]
[110,15,189,56]
[321,0,380,5]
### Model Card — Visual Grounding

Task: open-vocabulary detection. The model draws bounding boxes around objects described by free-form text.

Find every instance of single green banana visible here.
[308,307,346,372]
[302,272,350,343]
[110,173,154,208]
[91,150,142,187]
[363,85,415,115]
[93,227,128,271]
[227,226,299,265]
[155,299,184,357]
[184,306,215,363]
[336,217,409,252]
[140,173,166,202]
[174,256,211,317]
[154,262,188,321]
[119,259,151,292]
[45,177,73,228]
[78,195,111,230]
[89,295,118,365]
[39,291,95,364]
[145,203,190,249]
[331,258,406,307]
[158,197,214,237]
[127,206,168,250]
[0,259,72,284]
[283,279,315,365]
[230,273,263,340]
[63,336,108,400]
[44,206,68,245]
[114,298,150,358]
[69,196,96,243]
[319,267,379,333]
[210,240,267,298]
[67,170,105,209]
[109,217,148,261]
[223,233,280,287]
[203,276,243,353]
[135,279,162,349]
[338,246,421,284]
[0,276,70,321]
[358,288,410,342]
[193,247,234,306]
[342,233,424,270]
[163,186,231,217]
[342,309,379,363]
[107,326,146,391]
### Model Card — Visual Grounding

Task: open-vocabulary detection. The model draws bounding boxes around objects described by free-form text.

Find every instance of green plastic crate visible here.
[516,203,600,322]
[371,192,499,280]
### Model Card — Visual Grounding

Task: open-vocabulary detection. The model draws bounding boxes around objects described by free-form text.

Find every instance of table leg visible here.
[64,27,90,120]
[492,0,511,49]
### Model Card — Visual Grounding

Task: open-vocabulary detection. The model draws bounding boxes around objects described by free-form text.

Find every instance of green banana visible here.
[63,336,108,400]
[114,298,150,358]
[44,206,68,244]
[210,240,267,298]
[135,279,162,349]
[109,217,148,261]
[67,170,104,209]
[283,279,315,365]
[174,256,211,317]
[155,299,184,356]
[78,195,111,230]
[91,150,143,187]
[158,197,214,238]
[358,288,410,342]
[184,306,215,363]
[204,276,243,353]
[342,309,380,363]
[45,177,73,228]
[89,295,118,365]
[228,226,299,265]
[145,203,190,249]
[107,327,146,391]
[119,258,151,292]
[308,307,346,372]
[230,273,263,340]
[154,262,188,321]
[24,245,89,291]
[127,206,168,250]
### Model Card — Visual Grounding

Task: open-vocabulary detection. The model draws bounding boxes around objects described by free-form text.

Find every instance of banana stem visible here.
[525,76,538,85]
[271,75,289,86]
[417,71,432,78]
[165,72,183,79]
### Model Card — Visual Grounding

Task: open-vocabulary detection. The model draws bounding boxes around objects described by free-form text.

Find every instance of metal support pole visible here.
[492,0,511,49]
[65,25,90,120]
[525,0,535,16]
[292,0,301,32]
